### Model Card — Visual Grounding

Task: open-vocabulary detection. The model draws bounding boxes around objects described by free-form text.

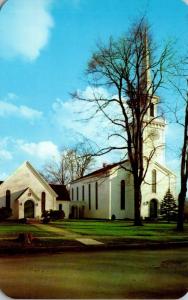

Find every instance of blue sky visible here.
[0,0,187,181]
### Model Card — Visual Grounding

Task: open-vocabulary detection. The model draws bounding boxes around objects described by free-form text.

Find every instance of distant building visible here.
[0,161,70,220]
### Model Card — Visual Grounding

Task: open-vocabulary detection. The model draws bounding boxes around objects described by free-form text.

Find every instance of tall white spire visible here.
[141,27,152,95]
[0,0,8,10]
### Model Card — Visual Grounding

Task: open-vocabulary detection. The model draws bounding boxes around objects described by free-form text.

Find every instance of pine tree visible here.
[160,189,178,222]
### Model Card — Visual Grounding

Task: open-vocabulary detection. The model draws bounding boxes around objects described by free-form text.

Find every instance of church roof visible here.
[154,162,176,177]
[24,161,58,197]
[10,188,28,202]
[71,159,128,183]
[49,184,70,201]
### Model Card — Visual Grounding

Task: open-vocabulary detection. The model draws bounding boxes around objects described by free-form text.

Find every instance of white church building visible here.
[0,161,70,220]
[69,37,177,220]
[69,95,176,220]
[0,96,176,221]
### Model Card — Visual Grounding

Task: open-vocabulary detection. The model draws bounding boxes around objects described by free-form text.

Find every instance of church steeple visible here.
[141,27,152,95]
[142,28,166,164]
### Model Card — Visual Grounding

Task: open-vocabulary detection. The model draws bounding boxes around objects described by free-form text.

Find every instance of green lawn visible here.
[51,220,188,241]
[0,220,188,242]
[0,223,53,237]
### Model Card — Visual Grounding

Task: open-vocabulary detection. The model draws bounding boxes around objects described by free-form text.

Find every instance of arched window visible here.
[6,190,11,209]
[95,182,98,210]
[150,103,155,117]
[41,192,46,213]
[88,184,91,210]
[77,187,79,201]
[72,188,74,201]
[82,185,85,201]
[152,169,157,193]
[120,180,125,210]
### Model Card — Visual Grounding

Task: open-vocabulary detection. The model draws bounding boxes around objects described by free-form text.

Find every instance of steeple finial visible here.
[141,26,152,95]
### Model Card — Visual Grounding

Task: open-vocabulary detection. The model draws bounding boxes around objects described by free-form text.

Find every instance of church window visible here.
[59,204,62,211]
[72,188,74,201]
[77,187,79,201]
[120,180,125,210]
[88,184,91,210]
[95,182,98,210]
[150,103,155,117]
[6,190,11,209]
[41,192,46,212]
[82,185,85,201]
[152,169,157,193]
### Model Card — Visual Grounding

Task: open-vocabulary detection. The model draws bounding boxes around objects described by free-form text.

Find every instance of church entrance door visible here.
[24,200,34,218]
[149,199,158,219]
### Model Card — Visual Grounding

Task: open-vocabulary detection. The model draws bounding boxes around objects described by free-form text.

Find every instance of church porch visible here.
[15,188,41,220]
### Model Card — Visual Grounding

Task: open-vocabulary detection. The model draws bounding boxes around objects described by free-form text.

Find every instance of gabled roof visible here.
[49,184,70,201]
[71,160,128,183]
[0,161,58,198]
[25,161,58,197]
[14,187,41,202]
[154,162,176,177]
[11,188,28,200]
[11,189,28,202]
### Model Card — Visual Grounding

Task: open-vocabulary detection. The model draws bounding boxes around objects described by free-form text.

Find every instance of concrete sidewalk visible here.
[33,223,81,238]
[34,223,105,246]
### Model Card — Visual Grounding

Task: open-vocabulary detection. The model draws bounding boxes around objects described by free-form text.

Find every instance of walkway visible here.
[33,223,104,246]
[33,223,80,238]
[76,238,104,245]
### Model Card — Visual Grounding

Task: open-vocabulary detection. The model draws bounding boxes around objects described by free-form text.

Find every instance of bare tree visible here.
[174,80,188,231]
[168,56,188,231]
[177,92,188,231]
[74,18,173,225]
[41,141,95,185]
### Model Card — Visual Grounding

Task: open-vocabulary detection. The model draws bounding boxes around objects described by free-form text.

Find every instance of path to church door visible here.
[24,200,34,218]
[149,199,158,219]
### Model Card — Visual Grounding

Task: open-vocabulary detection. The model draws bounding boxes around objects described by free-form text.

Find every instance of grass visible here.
[0,223,53,237]
[51,220,188,242]
[0,220,188,243]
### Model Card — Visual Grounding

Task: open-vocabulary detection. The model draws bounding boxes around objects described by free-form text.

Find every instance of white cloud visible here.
[0,138,13,160]
[0,100,43,121]
[18,140,60,160]
[51,87,127,164]
[0,0,54,60]
[0,149,12,160]
[52,86,120,144]
[182,0,188,4]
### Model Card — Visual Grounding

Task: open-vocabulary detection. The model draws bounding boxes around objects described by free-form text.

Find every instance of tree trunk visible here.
[134,182,143,226]
[177,186,187,231]
[177,100,188,232]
